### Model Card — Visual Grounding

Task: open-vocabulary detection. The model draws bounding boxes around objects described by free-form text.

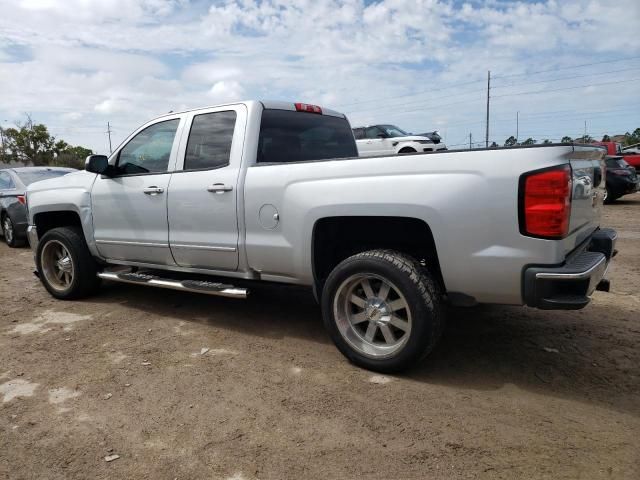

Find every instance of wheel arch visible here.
[33,210,83,238]
[311,216,445,296]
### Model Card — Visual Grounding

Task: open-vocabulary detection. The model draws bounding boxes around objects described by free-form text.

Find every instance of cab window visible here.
[117,119,180,174]
[184,111,236,170]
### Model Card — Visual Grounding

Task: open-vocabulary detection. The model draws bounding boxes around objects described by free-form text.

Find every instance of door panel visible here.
[168,106,246,270]
[91,117,183,264]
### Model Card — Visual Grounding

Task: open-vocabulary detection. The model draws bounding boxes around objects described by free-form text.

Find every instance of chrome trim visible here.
[535,255,607,281]
[95,239,168,247]
[170,243,237,252]
[102,258,261,281]
[97,272,247,299]
[27,225,38,252]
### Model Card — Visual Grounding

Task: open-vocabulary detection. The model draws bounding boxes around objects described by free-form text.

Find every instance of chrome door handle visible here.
[207,183,233,194]
[143,186,164,195]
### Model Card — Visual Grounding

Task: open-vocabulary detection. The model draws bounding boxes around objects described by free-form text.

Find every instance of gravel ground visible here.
[1,193,639,480]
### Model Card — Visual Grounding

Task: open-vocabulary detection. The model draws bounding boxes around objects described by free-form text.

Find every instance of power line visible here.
[437,105,640,130]
[347,95,484,117]
[492,77,640,99]
[338,78,484,108]
[491,55,640,80]
[336,57,640,113]
[492,66,640,89]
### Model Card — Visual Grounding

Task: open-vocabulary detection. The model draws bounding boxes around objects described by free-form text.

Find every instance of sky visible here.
[0,0,639,153]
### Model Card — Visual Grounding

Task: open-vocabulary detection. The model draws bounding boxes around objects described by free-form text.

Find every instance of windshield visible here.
[378,125,409,138]
[16,169,74,186]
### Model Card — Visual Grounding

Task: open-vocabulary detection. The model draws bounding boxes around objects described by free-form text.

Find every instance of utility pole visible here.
[469,133,472,150]
[516,111,519,144]
[584,120,587,142]
[106,122,113,154]
[485,70,491,148]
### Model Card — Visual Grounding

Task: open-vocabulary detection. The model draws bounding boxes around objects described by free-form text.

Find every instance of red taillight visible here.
[17,195,26,205]
[521,165,572,239]
[294,103,322,114]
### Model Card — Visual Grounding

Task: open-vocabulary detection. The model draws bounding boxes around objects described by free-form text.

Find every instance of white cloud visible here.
[0,0,638,153]
[208,80,245,103]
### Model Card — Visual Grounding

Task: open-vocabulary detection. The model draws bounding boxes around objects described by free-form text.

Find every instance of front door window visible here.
[117,119,180,174]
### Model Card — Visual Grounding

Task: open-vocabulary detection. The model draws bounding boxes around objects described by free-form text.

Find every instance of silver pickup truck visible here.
[25,100,617,372]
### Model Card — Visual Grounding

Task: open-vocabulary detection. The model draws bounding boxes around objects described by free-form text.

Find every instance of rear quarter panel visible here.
[243,145,590,304]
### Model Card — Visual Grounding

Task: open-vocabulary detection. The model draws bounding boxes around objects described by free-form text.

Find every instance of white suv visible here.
[352,124,447,156]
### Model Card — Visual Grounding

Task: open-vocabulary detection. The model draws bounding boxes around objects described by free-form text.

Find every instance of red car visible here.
[594,141,640,169]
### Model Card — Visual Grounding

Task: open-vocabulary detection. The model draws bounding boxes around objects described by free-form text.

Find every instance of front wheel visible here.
[36,226,101,299]
[321,249,444,373]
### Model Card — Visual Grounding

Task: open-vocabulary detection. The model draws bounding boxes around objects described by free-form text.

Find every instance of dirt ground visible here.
[1,194,639,480]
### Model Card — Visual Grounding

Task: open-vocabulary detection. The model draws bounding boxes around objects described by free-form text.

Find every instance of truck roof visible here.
[151,100,347,122]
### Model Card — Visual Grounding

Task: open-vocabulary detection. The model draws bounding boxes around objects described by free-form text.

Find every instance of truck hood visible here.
[26,170,96,194]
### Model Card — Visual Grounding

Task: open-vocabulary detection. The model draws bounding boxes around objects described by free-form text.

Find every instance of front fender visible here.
[27,171,100,258]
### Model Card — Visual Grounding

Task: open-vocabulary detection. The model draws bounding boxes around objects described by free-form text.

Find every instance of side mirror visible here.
[85,155,110,175]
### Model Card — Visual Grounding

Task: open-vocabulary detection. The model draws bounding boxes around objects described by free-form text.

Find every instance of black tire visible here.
[36,226,101,299]
[603,187,619,204]
[398,147,417,154]
[321,249,444,373]
[2,213,26,248]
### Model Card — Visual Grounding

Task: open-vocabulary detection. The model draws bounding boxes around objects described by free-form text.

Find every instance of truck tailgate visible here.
[563,146,606,254]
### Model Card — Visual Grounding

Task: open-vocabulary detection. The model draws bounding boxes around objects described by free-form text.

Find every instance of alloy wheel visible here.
[333,273,412,359]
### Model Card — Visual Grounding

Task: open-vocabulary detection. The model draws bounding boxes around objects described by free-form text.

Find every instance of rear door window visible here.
[184,111,236,170]
[258,109,357,164]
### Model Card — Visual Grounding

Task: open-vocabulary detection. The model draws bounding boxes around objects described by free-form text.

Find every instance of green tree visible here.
[542,139,552,144]
[1,115,92,168]
[54,145,93,169]
[521,137,536,145]
[490,141,498,148]
[575,135,594,144]
[561,136,573,143]
[3,116,55,165]
[601,134,611,142]
[623,128,640,146]
[504,136,517,147]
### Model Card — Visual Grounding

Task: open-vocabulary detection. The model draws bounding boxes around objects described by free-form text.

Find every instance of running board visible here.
[97,272,248,299]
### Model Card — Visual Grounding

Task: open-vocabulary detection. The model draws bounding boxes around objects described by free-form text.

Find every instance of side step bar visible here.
[97,272,248,299]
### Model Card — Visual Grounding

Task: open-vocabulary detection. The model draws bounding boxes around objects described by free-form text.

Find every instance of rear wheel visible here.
[36,226,101,299]
[2,214,25,248]
[321,249,444,373]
